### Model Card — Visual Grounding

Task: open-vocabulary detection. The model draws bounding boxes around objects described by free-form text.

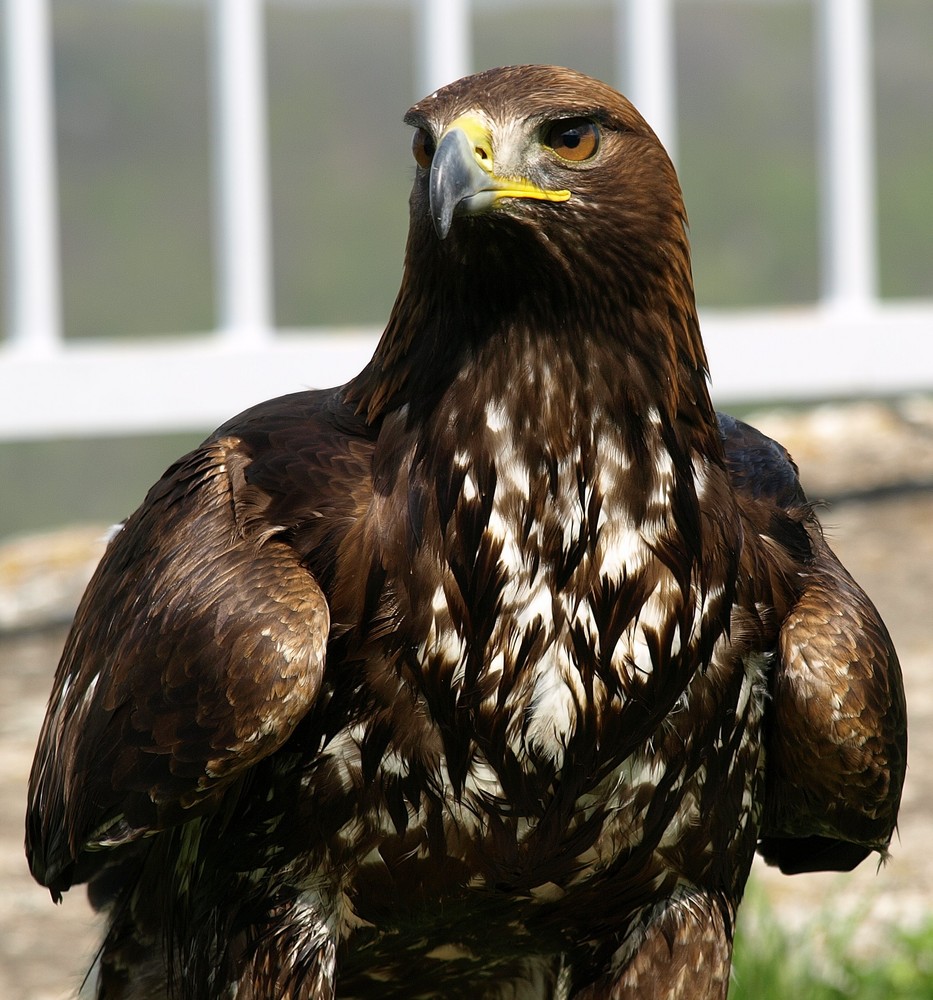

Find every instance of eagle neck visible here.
[345,257,719,468]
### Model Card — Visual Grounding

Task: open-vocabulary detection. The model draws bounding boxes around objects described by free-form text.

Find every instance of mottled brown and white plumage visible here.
[27,65,906,999]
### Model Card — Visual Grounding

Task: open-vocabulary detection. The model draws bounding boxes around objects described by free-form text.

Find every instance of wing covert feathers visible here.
[760,539,907,873]
[26,436,330,897]
[719,413,907,875]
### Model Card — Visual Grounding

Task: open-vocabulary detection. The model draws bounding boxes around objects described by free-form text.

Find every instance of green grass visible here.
[730,886,933,999]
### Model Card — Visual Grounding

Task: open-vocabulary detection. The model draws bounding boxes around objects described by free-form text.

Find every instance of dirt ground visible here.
[1,399,931,999]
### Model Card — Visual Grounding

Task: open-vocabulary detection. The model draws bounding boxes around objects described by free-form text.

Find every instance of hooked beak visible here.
[429,115,571,239]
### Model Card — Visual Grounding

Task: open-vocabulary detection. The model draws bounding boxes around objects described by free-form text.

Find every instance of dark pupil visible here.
[423,134,436,157]
[561,128,582,149]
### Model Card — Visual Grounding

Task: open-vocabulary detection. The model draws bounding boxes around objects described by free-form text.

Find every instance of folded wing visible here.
[26,436,330,899]
[718,413,907,875]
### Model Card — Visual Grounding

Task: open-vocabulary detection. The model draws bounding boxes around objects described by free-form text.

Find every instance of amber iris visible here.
[412,128,436,168]
[544,118,600,161]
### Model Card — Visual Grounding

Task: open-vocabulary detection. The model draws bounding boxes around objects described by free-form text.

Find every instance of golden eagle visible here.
[27,65,906,999]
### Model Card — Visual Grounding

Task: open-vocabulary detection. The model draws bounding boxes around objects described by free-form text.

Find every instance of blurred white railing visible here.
[1,0,931,440]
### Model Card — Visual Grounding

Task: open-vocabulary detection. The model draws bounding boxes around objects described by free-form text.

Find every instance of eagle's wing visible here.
[718,413,907,874]
[27,409,334,899]
[762,535,907,873]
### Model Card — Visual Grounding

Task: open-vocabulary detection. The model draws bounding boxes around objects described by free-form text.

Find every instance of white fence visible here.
[1,0,931,440]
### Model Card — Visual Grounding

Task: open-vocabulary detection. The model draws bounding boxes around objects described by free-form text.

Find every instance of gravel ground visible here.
[1,399,931,998]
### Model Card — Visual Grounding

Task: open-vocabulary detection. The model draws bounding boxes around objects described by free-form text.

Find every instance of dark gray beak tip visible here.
[432,202,455,241]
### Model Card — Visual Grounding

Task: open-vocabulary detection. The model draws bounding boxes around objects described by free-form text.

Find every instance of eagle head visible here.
[403,64,690,296]
[350,64,709,430]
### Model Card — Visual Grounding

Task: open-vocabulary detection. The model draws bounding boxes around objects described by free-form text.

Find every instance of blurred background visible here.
[1,1,931,997]
[0,0,931,535]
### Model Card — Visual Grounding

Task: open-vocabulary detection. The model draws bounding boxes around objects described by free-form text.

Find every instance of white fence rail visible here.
[1,0,931,440]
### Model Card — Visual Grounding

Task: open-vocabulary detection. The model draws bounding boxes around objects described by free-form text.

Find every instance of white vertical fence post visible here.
[816,0,878,310]
[617,0,677,163]
[414,0,471,100]
[209,0,273,345]
[2,0,62,353]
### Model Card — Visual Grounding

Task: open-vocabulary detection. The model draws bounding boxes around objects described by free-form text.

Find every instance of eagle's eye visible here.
[544,118,600,162]
[412,128,436,168]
